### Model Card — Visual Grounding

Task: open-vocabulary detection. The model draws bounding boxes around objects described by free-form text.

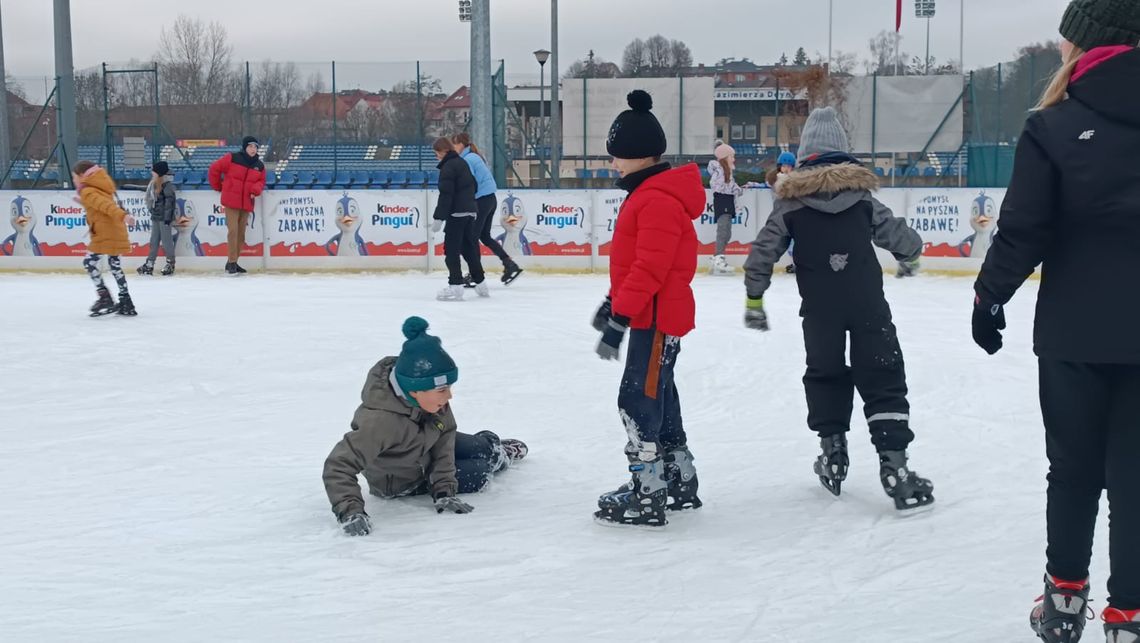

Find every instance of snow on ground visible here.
[0,271,1112,642]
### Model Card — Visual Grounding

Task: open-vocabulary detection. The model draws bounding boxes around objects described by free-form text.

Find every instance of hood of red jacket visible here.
[637,164,706,221]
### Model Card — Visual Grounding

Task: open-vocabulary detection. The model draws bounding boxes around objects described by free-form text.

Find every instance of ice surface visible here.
[0,272,1112,641]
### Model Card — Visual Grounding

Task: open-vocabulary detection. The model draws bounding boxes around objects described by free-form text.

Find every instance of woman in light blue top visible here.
[452,132,523,285]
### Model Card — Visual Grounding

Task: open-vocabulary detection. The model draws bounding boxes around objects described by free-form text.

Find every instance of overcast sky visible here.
[3,0,1070,90]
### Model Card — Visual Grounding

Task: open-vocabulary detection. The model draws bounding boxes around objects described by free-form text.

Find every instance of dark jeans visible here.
[406,432,505,495]
[444,216,484,286]
[468,194,512,267]
[618,328,686,460]
[1040,359,1140,609]
[801,312,914,451]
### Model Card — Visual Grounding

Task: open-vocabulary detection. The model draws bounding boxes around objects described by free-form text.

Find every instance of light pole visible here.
[534,49,550,187]
[917,0,936,74]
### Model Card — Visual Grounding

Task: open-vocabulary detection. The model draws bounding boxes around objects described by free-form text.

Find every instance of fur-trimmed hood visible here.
[774,163,880,214]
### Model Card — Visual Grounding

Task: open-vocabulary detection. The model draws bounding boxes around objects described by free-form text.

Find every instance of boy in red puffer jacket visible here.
[591,90,707,528]
[209,136,266,275]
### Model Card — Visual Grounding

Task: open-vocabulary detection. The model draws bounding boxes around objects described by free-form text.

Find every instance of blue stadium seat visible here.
[923,167,937,177]
[278,171,298,188]
[182,170,204,187]
[265,172,280,189]
[314,170,334,189]
[388,171,409,189]
[295,171,317,189]
[333,171,353,189]
[350,170,370,188]
[874,166,886,177]
[407,171,427,188]
[369,170,390,188]
[426,170,440,187]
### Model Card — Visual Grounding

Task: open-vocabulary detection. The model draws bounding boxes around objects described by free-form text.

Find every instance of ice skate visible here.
[1029,575,1092,643]
[160,259,175,276]
[501,262,523,285]
[474,430,528,470]
[475,281,490,298]
[500,439,528,463]
[136,261,153,276]
[664,446,702,510]
[436,285,465,302]
[233,263,248,274]
[115,293,138,316]
[462,273,476,289]
[89,286,117,317]
[224,262,239,275]
[1104,607,1140,643]
[878,450,934,510]
[814,434,849,497]
[710,255,735,276]
[594,459,668,528]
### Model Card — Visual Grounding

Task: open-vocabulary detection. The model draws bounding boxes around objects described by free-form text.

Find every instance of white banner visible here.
[264,190,429,257]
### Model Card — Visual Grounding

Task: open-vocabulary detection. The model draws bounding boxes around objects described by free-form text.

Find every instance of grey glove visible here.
[595,316,629,361]
[896,258,920,278]
[744,298,770,331]
[339,512,372,537]
[432,219,444,233]
[434,495,474,514]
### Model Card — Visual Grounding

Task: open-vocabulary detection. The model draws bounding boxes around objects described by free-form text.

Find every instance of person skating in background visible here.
[73,161,137,317]
[708,143,743,275]
[323,317,527,536]
[591,90,705,528]
[972,2,1140,639]
[432,137,487,301]
[452,132,523,287]
[137,161,177,277]
[742,107,932,512]
[208,136,265,275]
[776,151,799,274]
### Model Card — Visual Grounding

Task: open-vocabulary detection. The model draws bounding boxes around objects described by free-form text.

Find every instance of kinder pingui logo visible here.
[372,203,421,229]
[536,203,585,229]
[700,205,750,227]
[45,203,87,229]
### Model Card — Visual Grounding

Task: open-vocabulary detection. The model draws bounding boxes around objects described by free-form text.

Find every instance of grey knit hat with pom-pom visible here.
[393,316,458,394]
[606,90,668,160]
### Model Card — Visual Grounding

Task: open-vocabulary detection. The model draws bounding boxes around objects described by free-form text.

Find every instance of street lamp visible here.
[534,49,551,186]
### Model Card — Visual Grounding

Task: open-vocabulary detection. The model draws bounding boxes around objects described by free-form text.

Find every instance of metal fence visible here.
[2,48,1063,190]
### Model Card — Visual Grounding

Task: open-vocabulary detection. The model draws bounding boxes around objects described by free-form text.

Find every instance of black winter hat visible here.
[151,161,170,177]
[241,135,260,149]
[606,90,667,160]
[1061,0,1140,51]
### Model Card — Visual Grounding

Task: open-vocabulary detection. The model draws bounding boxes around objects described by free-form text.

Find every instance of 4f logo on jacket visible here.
[829,253,849,272]
[1078,130,1096,140]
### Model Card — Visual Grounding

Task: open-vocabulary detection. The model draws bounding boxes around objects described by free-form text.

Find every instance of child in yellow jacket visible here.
[73,160,137,316]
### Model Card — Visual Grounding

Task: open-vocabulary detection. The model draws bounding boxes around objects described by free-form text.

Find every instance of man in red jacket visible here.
[209,136,266,274]
[591,90,707,528]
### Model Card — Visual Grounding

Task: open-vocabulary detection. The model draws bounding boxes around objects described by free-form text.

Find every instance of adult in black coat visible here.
[973,1,1140,637]
[432,137,485,300]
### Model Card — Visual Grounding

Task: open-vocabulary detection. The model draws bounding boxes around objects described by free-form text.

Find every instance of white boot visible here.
[436,285,465,302]
[475,281,490,298]
[713,255,736,275]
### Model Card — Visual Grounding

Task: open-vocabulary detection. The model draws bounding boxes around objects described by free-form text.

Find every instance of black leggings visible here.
[468,194,512,266]
[1040,359,1140,609]
[444,216,484,286]
[83,253,129,295]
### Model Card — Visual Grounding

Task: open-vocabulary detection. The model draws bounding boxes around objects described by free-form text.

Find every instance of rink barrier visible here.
[0,187,1005,274]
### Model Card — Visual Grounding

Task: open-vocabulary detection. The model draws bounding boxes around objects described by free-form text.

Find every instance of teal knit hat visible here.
[394,317,458,395]
[1061,0,1140,51]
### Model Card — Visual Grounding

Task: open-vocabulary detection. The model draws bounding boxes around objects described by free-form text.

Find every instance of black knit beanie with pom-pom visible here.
[606,90,668,160]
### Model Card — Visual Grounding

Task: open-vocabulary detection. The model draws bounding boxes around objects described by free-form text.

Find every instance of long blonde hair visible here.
[1036,45,1086,110]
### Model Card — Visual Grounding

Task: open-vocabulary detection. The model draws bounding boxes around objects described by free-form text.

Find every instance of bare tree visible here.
[670,40,693,73]
[866,30,909,75]
[622,39,648,77]
[565,50,620,79]
[794,47,809,66]
[157,15,239,105]
[645,35,671,72]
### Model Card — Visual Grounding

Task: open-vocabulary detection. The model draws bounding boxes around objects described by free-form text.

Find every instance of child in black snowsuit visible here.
[742,107,933,511]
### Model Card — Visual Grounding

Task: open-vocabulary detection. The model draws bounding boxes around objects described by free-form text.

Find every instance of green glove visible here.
[744,297,769,331]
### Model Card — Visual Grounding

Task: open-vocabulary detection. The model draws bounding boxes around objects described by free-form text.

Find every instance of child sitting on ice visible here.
[322,316,527,536]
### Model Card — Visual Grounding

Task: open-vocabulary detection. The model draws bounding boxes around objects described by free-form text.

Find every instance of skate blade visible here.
[817,476,842,497]
[502,270,523,285]
[893,495,936,515]
[666,498,703,511]
[592,513,668,530]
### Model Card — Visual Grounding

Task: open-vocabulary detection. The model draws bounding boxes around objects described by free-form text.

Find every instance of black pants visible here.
[802,312,914,451]
[618,328,686,460]
[1040,359,1140,609]
[467,195,512,267]
[444,216,484,286]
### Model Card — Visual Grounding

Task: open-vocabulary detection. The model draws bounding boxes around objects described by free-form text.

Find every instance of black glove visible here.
[339,512,372,537]
[972,293,1006,355]
[591,296,612,332]
[895,258,920,278]
[596,315,629,361]
[744,297,770,331]
[434,495,474,514]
